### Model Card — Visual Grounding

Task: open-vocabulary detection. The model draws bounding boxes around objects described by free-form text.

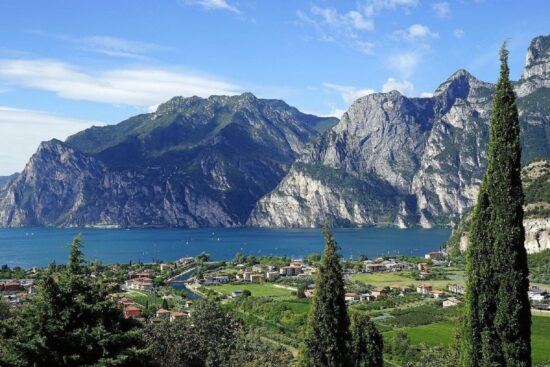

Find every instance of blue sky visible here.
[0,0,548,175]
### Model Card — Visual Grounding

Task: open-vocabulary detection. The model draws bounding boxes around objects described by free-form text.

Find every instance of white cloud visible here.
[363,0,418,17]
[179,0,239,13]
[310,6,374,35]
[382,77,414,96]
[453,28,465,38]
[323,82,375,104]
[31,30,166,59]
[387,50,422,78]
[297,4,376,55]
[0,59,241,107]
[420,92,433,98]
[393,24,439,41]
[0,107,104,175]
[432,2,451,18]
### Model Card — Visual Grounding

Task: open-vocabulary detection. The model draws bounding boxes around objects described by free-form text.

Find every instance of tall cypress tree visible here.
[350,313,384,367]
[301,223,351,367]
[462,44,531,367]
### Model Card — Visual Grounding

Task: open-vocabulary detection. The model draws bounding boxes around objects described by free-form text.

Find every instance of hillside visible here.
[249,35,550,229]
[0,94,337,227]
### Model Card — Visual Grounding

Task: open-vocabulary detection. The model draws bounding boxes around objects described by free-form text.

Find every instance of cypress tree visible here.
[462,44,531,366]
[350,313,384,367]
[301,224,351,367]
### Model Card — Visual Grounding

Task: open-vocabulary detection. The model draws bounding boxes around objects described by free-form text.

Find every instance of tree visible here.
[161,298,169,310]
[461,44,531,366]
[196,252,210,264]
[145,300,238,367]
[350,313,383,367]
[301,223,351,367]
[0,235,148,367]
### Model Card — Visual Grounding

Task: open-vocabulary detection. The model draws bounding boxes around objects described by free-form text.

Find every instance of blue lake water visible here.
[0,227,451,268]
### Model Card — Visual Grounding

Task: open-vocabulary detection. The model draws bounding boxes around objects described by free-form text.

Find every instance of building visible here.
[0,280,22,292]
[383,260,408,272]
[203,275,230,285]
[448,284,466,295]
[160,263,172,272]
[345,292,359,302]
[290,260,302,268]
[266,271,279,281]
[252,264,266,272]
[129,271,151,279]
[126,277,153,291]
[359,293,375,302]
[250,274,265,283]
[170,311,190,322]
[443,297,462,308]
[430,290,446,298]
[123,305,142,319]
[156,308,171,319]
[279,266,301,276]
[364,263,386,273]
[371,287,387,298]
[185,300,194,308]
[417,284,433,295]
[417,263,431,271]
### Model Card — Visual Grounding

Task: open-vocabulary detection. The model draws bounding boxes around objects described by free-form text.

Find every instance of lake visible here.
[0,227,451,268]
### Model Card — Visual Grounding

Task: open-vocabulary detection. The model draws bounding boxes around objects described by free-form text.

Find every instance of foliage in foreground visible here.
[0,236,147,367]
[462,44,531,366]
[300,224,384,367]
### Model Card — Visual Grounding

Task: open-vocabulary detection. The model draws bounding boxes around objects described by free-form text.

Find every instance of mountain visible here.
[446,159,550,254]
[0,173,18,191]
[248,35,550,228]
[0,93,337,228]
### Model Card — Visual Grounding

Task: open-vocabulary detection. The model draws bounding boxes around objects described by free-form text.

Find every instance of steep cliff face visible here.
[249,35,550,228]
[516,35,550,97]
[0,93,337,227]
[447,159,550,254]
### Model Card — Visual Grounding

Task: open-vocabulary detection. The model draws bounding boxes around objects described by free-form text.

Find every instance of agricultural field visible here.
[351,270,465,290]
[388,315,550,364]
[205,282,296,299]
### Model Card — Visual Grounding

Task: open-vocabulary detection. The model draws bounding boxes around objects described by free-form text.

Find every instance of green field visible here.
[206,283,296,299]
[389,316,550,364]
[352,271,465,290]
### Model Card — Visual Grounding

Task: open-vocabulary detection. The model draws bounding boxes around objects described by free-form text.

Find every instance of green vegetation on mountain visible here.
[462,45,531,366]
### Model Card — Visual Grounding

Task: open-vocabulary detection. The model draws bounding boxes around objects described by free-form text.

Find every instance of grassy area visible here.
[206,283,296,299]
[352,271,465,290]
[125,290,176,309]
[386,316,550,364]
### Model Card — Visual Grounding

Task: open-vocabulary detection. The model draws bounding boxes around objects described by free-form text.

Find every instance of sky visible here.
[0,0,548,175]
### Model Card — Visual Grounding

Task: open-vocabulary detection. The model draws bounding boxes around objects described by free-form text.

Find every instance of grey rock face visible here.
[250,36,550,228]
[516,36,550,97]
[0,94,337,228]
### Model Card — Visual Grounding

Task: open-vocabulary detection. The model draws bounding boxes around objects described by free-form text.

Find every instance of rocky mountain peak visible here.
[525,35,550,67]
[434,69,478,97]
[516,34,550,97]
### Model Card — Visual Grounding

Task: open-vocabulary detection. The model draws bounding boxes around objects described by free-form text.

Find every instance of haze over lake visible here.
[0,227,451,268]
